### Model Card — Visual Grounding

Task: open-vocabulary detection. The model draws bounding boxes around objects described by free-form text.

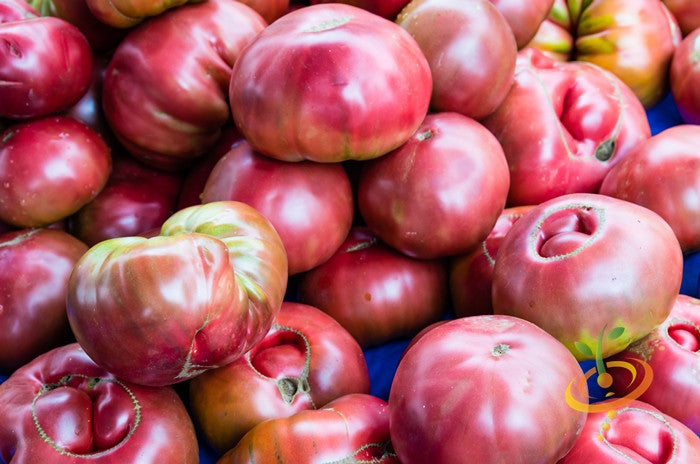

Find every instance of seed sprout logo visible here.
[565,326,653,413]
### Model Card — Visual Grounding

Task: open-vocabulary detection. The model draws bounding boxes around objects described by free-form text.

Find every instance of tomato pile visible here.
[1,0,699,463]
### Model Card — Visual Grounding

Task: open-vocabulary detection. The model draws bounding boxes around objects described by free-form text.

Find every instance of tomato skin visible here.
[0,116,112,228]
[27,0,127,51]
[102,0,266,170]
[298,226,448,348]
[189,302,370,453]
[84,0,194,28]
[70,153,183,246]
[489,0,555,49]
[599,124,700,253]
[526,0,681,108]
[201,139,354,275]
[558,399,700,463]
[670,28,700,126]
[607,294,700,434]
[663,0,700,36]
[310,0,410,19]
[217,393,398,464]
[389,315,587,464]
[66,201,288,386]
[358,112,510,259]
[229,3,432,163]
[0,1,93,119]
[237,0,291,23]
[448,205,535,318]
[0,229,88,372]
[482,49,651,207]
[0,343,199,463]
[491,193,683,361]
[397,0,517,120]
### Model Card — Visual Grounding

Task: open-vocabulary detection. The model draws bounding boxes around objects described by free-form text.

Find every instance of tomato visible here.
[0,229,87,372]
[389,315,587,463]
[523,0,573,61]
[396,0,517,120]
[237,0,291,23]
[84,0,193,28]
[298,226,448,348]
[448,205,535,318]
[0,116,112,228]
[216,393,398,463]
[310,0,410,19]
[201,138,354,275]
[489,0,555,48]
[0,0,92,119]
[526,0,681,108]
[669,27,700,125]
[69,152,183,246]
[492,193,683,361]
[101,0,266,170]
[599,124,700,253]
[358,112,510,259]
[27,0,127,51]
[482,49,651,206]
[662,0,700,36]
[607,294,700,434]
[559,399,700,462]
[0,343,199,463]
[66,201,288,386]
[189,302,370,453]
[229,3,432,163]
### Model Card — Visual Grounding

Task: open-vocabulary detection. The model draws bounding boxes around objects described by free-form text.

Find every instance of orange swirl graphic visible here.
[565,358,654,413]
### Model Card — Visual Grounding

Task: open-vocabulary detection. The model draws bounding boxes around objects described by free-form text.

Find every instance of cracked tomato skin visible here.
[0,0,92,119]
[0,343,199,464]
[389,315,587,464]
[558,399,700,463]
[101,0,266,170]
[216,393,399,464]
[189,301,370,453]
[482,48,651,207]
[66,201,288,387]
[229,3,432,163]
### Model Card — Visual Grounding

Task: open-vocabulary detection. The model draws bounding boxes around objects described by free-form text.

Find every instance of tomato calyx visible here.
[594,138,616,161]
[491,343,510,357]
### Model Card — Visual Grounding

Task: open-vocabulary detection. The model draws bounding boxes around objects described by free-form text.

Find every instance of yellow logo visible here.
[565,326,653,413]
